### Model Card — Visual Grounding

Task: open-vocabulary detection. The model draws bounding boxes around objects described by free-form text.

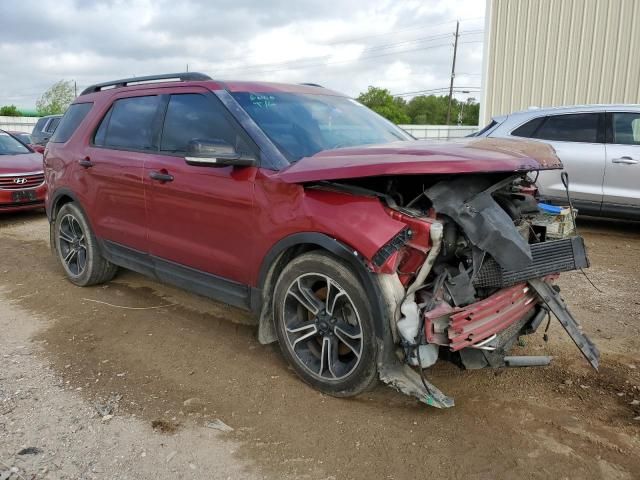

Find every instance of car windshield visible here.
[231,92,412,163]
[0,131,30,155]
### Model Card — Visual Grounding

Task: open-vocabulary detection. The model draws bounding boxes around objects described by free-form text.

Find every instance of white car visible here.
[473,105,640,220]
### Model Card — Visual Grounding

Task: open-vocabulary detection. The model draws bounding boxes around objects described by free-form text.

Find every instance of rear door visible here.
[512,113,606,211]
[144,89,259,290]
[603,111,640,212]
[84,94,164,253]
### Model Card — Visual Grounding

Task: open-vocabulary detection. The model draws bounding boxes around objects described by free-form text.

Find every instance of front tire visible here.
[273,251,378,397]
[54,202,117,286]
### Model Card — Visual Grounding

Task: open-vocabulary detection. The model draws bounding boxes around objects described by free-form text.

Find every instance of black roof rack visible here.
[80,72,212,95]
[299,83,323,88]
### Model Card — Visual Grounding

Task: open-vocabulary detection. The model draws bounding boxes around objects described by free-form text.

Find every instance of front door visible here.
[603,112,640,210]
[531,113,606,210]
[144,90,259,291]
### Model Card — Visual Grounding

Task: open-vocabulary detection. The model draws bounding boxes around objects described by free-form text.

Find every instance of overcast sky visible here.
[0,0,485,109]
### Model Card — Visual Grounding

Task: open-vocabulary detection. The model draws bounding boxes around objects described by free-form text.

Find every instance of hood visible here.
[0,152,43,175]
[274,138,562,184]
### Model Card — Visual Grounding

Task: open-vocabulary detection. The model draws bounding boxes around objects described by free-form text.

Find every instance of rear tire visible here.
[53,202,117,286]
[273,251,378,397]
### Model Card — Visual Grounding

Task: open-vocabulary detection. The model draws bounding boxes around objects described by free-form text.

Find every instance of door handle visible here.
[612,156,638,164]
[78,157,93,168]
[149,170,174,182]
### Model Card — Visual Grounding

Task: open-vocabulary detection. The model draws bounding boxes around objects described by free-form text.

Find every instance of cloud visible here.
[0,0,484,108]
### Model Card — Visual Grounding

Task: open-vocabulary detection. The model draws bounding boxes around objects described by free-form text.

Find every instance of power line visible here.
[216,31,477,74]
[216,37,483,76]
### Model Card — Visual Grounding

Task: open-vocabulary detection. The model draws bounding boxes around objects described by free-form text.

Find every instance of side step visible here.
[528,278,600,370]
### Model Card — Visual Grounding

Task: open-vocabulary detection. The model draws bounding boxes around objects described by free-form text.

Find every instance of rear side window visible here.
[94,96,161,151]
[160,94,251,154]
[533,113,600,143]
[45,117,61,134]
[511,117,545,138]
[612,112,640,145]
[33,118,47,132]
[50,103,93,143]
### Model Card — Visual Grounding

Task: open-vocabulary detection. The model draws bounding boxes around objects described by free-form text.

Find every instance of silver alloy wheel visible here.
[58,213,87,276]
[282,273,363,381]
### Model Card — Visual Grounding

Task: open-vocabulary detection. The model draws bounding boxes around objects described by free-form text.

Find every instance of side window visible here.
[34,118,47,132]
[50,103,93,143]
[612,113,640,145]
[511,117,545,138]
[533,113,600,143]
[45,117,61,134]
[160,94,251,154]
[94,96,161,150]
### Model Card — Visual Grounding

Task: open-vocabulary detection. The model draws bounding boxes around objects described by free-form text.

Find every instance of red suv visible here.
[45,73,598,407]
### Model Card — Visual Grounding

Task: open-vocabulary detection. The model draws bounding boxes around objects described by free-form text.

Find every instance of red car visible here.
[6,130,45,153]
[0,130,46,212]
[44,73,598,407]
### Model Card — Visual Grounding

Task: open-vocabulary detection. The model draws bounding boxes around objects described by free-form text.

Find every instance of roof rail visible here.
[80,72,212,95]
[299,83,323,88]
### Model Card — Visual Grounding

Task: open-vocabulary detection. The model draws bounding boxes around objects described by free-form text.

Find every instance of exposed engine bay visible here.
[312,172,599,408]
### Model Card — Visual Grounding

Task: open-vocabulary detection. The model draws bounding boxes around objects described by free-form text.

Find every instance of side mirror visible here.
[185,139,256,167]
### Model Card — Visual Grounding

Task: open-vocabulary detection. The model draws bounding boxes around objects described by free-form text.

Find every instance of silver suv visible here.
[473,105,640,220]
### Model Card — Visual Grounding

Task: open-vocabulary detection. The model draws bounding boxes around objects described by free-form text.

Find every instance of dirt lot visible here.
[1,210,639,479]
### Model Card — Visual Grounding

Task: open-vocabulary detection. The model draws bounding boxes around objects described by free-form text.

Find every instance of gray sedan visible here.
[473,105,640,220]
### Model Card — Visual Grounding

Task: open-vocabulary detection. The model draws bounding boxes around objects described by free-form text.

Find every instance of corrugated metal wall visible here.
[480,0,640,124]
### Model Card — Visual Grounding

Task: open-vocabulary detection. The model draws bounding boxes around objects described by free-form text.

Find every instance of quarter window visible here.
[160,93,250,154]
[511,117,545,138]
[533,113,600,143]
[45,117,61,134]
[612,113,640,145]
[50,103,93,143]
[94,96,162,150]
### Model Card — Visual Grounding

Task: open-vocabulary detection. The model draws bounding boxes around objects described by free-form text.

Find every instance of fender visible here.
[47,187,82,222]
[253,232,392,344]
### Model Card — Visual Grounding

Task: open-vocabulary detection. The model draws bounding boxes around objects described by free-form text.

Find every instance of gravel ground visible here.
[0,210,639,479]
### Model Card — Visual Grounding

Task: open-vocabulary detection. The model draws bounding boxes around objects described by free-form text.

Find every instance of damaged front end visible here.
[317,169,599,408]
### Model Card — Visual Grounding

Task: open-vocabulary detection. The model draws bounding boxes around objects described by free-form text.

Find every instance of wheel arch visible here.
[254,232,392,347]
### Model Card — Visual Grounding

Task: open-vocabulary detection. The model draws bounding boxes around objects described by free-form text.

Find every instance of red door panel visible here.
[144,157,257,285]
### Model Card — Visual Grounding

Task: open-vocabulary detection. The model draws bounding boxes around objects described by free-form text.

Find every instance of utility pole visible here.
[445,20,460,125]
[74,80,77,97]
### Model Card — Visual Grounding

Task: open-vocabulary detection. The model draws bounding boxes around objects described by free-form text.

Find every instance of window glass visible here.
[160,94,250,154]
[34,118,47,131]
[50,103,93,143]
[45,117,61,133]
[93,107,112,146]
[100,96,161,150]
[533,113,599,143]
[612,113,640,145]
[511,117,545,138]
[0,131,30,155]
[232,92,411,162]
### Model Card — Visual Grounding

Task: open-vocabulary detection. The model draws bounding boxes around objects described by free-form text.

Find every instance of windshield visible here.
[231,92,412,162]
[0,131,30,155]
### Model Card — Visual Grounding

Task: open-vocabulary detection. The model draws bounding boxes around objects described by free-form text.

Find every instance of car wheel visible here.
[273,251,378,397]
[54,202,117,286]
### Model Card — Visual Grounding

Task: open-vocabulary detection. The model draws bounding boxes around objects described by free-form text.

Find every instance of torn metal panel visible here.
[425,176,533,270]
[379,362,454,409]
[528,278,600,370]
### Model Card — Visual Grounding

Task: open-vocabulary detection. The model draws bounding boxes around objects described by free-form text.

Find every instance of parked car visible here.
[44,73,598,407]
[6,130,45,153]
[472,105,640,220]
[31,114,62,146]
[0,130,46,212]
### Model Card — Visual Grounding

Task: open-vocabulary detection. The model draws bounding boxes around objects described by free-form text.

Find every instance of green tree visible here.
[0,105,22,116]
[356,86,410,124]
[36,80,75,116]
